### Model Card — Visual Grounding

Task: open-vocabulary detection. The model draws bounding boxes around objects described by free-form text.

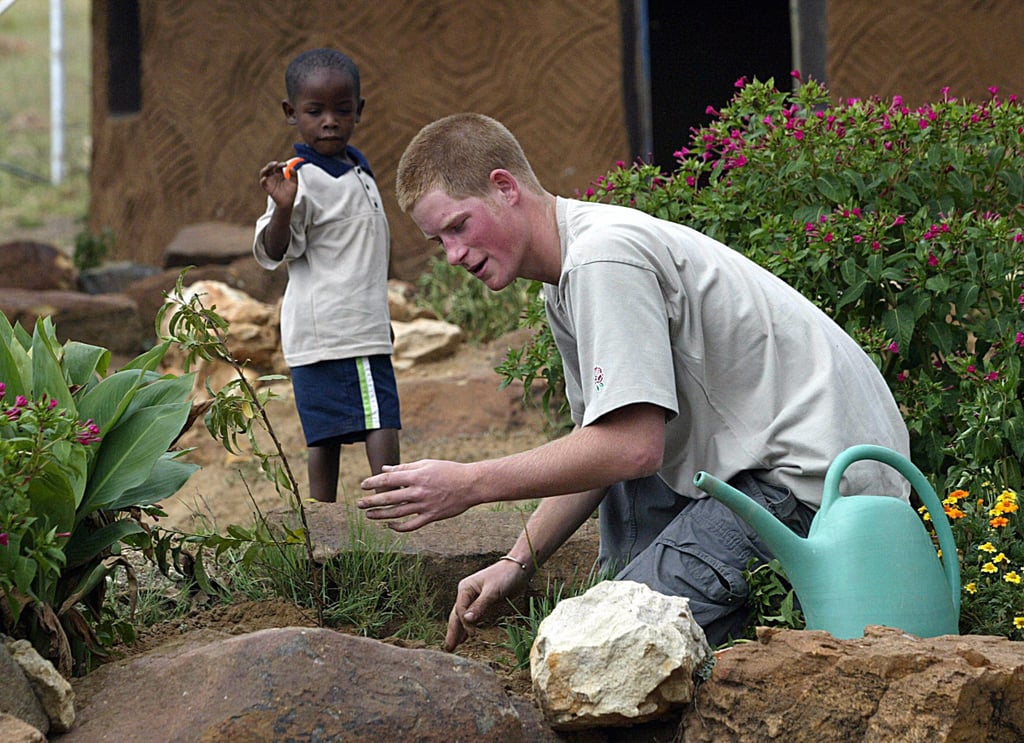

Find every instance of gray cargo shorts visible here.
[597,471,815,646]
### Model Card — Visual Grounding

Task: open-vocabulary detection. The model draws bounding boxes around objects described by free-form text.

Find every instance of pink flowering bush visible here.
[0,315,197,675]
[585,75,1024,496]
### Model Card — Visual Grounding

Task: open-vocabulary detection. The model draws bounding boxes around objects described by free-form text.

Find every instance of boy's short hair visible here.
[285,48,361,102]
[396,113,544,213]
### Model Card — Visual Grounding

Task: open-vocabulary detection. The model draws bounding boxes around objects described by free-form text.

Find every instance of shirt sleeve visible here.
[559,259,679,427]
[253,186,310,269]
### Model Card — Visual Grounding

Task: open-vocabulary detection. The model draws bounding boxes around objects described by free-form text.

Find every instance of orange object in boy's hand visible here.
[283,157,305,180]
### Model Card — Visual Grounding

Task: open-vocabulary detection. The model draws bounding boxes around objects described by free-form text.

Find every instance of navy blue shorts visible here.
[290,355,401,447]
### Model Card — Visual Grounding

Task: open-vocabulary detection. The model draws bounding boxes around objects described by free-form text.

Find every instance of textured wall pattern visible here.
[90,0,629,278]
[827,0,1024,107]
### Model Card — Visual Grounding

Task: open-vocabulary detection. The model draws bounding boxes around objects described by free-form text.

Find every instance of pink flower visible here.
[897,371,908,382]
[1013,232,1023,243]
[853,235,863,244]
[734,76,748,88]
[989,86,999,97]
[685,176,696,187]
[928,253,938,267]
[871,241,882,251]
[673,148,689,159]
[0,382,5,396]
[986,371,1000,382]
[823,232,834,243]
[892,215,905,226]
[888,342,899,354]
[791,69,802,81]
[1016,332,1024,348]
[705,105,718,116]
[892,95,904,107]
[0,533,8,547]
[14,395,27,407]
[793,130,805,141]
[967,365,976,373]
[584,187,595,198]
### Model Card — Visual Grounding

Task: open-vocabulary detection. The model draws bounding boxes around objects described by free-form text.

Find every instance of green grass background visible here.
[0,0,90,235]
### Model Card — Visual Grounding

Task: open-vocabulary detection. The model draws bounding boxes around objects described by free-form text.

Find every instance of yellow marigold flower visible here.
[1015,617,1024,630]
[964,582,977,594]
[994,552,1010,563]
[982,562,999,573]
[1004,572,1022,584]
[943,506,966,519]
[990,516,1010,528]
[978,542,997,553]
[998,489,1017,502]
[990,501,1017,515]
[921,512,932,522]
[946,489,970,503]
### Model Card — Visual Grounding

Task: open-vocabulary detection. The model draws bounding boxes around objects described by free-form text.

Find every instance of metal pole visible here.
[49,0,64,184]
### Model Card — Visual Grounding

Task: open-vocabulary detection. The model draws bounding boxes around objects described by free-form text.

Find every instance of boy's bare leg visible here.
[365,428,400,484]
[307,442,341,502]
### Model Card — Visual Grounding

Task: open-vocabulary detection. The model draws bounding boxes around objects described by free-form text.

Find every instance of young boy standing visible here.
[254,48,400,502]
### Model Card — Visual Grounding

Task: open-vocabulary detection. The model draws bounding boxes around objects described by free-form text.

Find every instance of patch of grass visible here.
[217,510,441,644]
[0,0,91,242]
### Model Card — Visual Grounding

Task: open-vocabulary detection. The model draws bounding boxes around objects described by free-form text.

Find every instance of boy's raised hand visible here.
[259,160,298,208]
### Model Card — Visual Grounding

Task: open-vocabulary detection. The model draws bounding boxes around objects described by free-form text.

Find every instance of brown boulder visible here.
[0,241,76,291]
[161,222,254,269]
[0,289,144,355]
[678,626,1024,742]
[61,627,535,742]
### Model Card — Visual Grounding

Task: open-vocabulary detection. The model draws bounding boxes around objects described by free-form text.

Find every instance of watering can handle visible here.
[820,444,960,617]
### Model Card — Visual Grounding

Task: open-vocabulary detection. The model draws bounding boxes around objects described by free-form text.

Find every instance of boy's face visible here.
[283,68,364,158]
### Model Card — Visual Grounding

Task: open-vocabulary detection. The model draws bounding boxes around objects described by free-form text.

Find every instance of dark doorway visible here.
[636,0,795,170]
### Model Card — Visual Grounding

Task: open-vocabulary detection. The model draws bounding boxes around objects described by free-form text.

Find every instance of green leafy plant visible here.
[416,251,533,344]
[740,558,804,638]
[72,227,115,271]
[0,314,198,675]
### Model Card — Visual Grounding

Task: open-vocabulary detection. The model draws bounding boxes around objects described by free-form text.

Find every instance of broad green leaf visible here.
[108,451,198,510]
[883,305,916,352]
[30,319,75,414]
[77,401,190,519]
[0,318,31,399]
[62,342,111,389]
[119,373,194,420]
[76,368,162,434]
[119,340,171,372]
[26,459,81,535]
[64,519,145,569]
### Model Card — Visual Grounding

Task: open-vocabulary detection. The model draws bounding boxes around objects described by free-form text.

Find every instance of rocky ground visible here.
[117,336,558,701]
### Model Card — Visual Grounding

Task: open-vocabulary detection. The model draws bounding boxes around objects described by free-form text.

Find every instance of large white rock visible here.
[530,580,712,730]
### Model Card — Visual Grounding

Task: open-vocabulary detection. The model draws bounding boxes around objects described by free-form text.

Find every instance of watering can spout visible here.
[692,471,805,568]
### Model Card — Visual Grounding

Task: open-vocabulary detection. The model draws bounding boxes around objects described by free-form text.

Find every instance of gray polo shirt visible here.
[545,198,910,507]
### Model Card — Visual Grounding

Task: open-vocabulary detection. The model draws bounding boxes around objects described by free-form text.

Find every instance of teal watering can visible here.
[693,445,960,639]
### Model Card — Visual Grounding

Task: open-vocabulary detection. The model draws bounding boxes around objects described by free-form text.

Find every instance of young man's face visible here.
[284,68,364,158]
[411,185,523,291]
